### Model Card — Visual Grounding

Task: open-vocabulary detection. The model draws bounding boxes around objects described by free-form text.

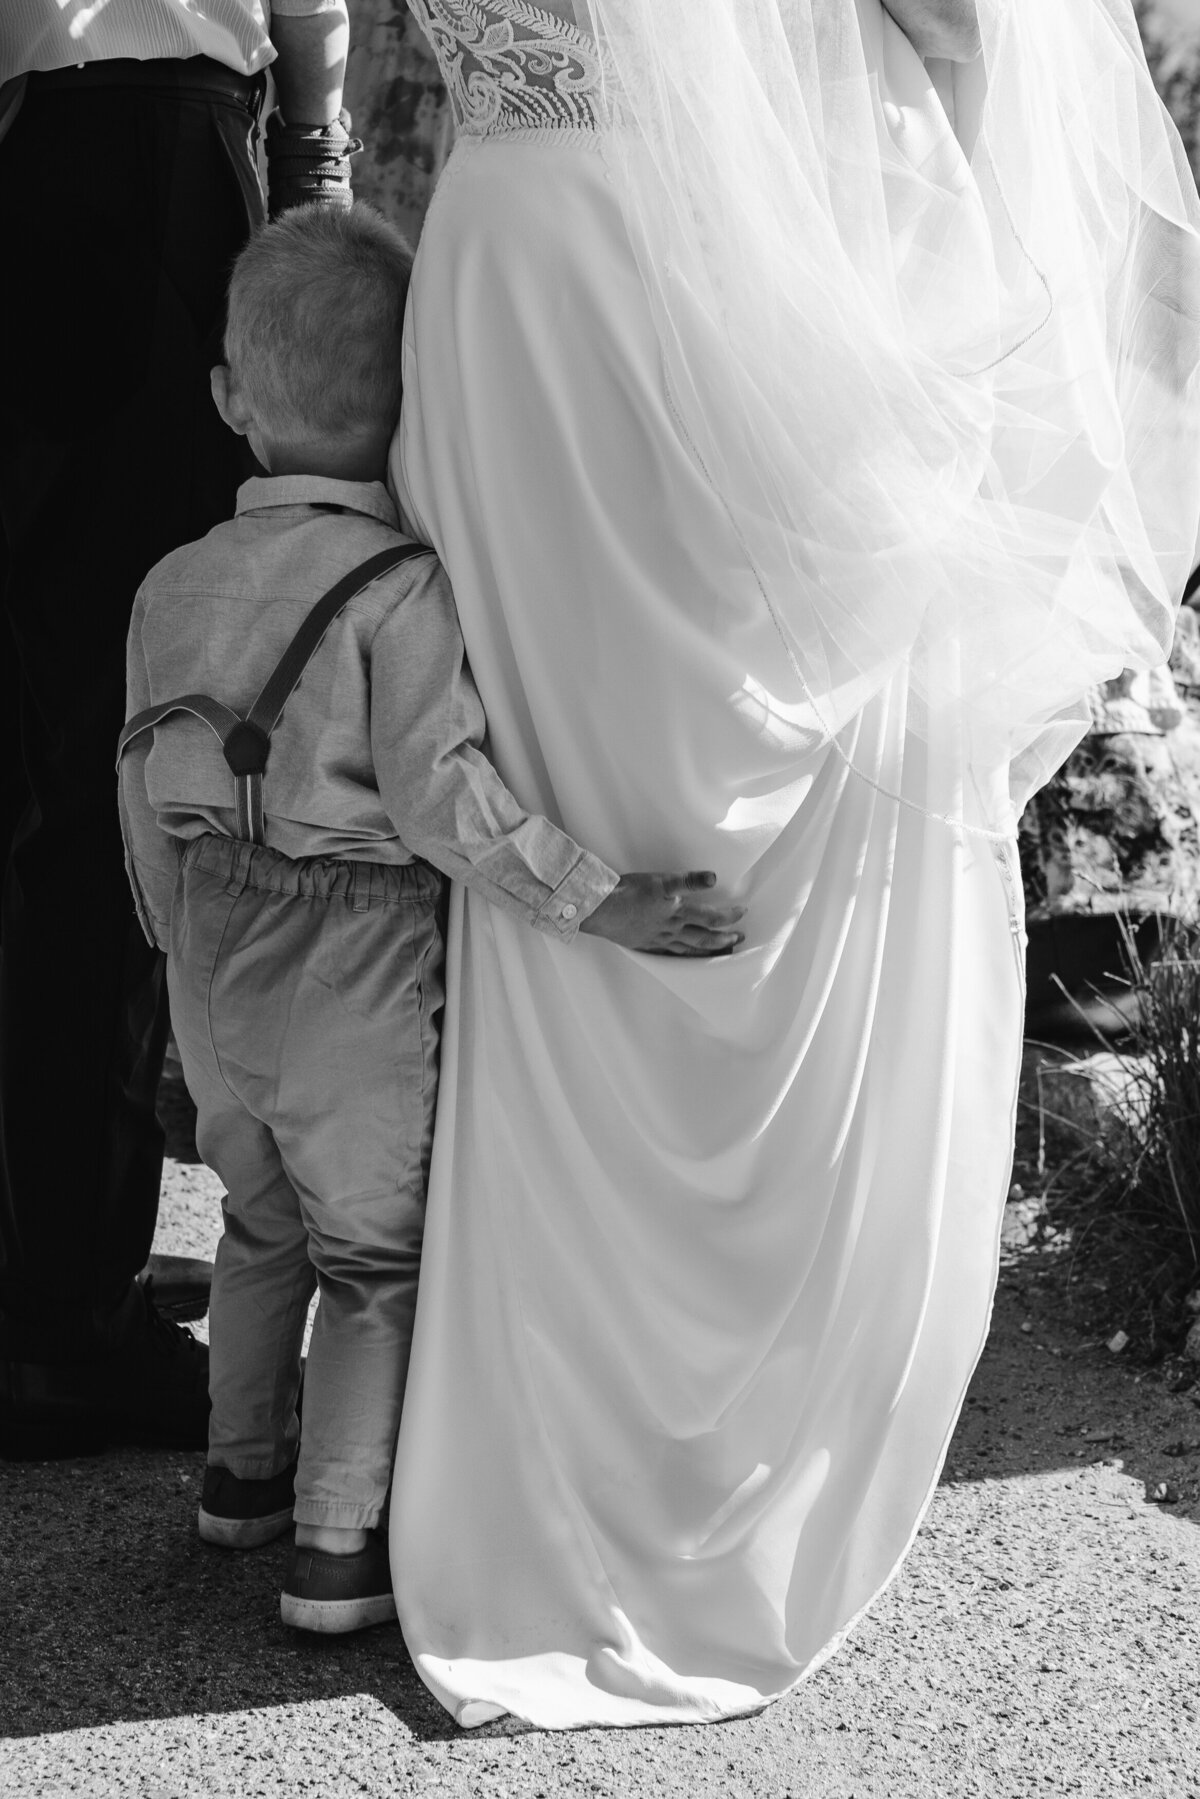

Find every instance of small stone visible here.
[1021,1320,1034,1334]
[1185,1318,1200,1363]
[1148,1482,1180,1504]
[1026,1053,1145,1148]
[1009,1183,1025,1201]
[1082,1429,1115,1443]
[1185,1289,1200,1314]
[1107,1330,1130,1354]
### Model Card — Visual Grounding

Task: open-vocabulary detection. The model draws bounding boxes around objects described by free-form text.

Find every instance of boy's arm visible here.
[118,594,183,953]
[371,562,619,941]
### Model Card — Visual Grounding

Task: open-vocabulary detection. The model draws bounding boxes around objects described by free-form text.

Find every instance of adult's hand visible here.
[579,871,745,957]
[881,0,981,61]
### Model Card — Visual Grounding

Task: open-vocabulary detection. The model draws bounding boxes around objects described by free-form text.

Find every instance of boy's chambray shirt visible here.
[120,475,619,950]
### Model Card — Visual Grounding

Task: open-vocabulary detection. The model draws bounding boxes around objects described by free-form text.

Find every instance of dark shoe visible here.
[199,1459,297,1549]
[0,1292,210,1459]
[137,1254,213,1324]
[280,1533,396,1634]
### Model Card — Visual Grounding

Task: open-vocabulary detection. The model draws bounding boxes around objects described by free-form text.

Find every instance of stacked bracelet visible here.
[264,107,363,218]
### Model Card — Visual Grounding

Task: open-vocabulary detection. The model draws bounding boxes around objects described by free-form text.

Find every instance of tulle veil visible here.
[579,0,1200,830]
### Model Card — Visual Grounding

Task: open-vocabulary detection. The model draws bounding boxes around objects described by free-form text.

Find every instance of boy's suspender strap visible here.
[118,694,262,841]
[242,544,430,745]
[223,542,431,844]
[117,541,432,846]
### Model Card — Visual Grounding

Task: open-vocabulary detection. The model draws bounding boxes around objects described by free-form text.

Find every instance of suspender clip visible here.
[222,720,271,777]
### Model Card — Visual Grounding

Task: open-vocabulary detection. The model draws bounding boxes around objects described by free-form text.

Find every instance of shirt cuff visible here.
[124,850,174,952]
[530,850,620,942]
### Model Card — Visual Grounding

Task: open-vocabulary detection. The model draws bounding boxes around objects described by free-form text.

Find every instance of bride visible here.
[387,0,1200,1729]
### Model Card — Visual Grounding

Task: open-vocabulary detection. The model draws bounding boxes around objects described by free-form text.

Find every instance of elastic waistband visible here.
[26,56,266,112]
[183,834,444,910]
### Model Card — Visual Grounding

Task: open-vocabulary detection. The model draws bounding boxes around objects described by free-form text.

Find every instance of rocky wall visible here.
[1137,0,1200,177]
[343,6,453,245]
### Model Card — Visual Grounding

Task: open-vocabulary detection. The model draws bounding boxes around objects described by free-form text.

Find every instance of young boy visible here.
[118,203,743,1635]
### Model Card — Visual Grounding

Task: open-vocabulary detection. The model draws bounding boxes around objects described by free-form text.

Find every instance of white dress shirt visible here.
[1,0,341,84]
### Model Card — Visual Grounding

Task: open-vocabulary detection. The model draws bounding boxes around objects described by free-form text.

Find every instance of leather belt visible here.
[26,55,266,114]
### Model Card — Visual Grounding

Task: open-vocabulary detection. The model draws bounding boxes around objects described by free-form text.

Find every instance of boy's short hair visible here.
[224,202,413,442]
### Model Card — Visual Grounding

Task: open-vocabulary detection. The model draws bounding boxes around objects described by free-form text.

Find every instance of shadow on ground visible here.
[2,1056,1197,1750]
[2,1272,1196,1748]
[0,1444,455,1743]
[954,1266,1199,1506]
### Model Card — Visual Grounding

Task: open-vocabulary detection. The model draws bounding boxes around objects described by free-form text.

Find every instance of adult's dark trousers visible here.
[0,62,265,1360]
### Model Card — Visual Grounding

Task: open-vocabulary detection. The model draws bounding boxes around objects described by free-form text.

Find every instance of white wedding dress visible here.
[388,0,1200,1730]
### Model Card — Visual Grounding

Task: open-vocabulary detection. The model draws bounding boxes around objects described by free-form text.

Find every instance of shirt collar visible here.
[235,474,399,530]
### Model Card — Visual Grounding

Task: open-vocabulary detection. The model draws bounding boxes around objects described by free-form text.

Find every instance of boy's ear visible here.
[210,364,252,438]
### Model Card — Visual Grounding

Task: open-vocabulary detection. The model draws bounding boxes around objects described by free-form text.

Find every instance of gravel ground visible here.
[3,1117,1199,1797]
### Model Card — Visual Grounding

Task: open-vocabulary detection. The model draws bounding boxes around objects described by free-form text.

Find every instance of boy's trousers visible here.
[168,834,445,1530]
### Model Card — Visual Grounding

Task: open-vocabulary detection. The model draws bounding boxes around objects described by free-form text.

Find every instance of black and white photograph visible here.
[2,2,1200,1793]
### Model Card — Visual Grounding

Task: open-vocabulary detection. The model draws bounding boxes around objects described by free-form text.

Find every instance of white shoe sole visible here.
[197,1504,294,1550]
[279,1590,398,1634]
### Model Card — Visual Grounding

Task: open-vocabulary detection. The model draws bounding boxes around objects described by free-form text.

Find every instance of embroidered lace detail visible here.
[407,1,610,136]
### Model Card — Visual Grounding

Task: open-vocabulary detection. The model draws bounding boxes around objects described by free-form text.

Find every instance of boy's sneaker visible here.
[280,1532,396,1634]
[198,1459,297,1549]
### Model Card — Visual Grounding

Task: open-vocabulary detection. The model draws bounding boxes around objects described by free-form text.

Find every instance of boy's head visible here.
[213,202,413,479]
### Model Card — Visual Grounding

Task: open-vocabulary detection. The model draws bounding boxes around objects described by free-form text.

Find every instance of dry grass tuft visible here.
[1029,914,1200,1354]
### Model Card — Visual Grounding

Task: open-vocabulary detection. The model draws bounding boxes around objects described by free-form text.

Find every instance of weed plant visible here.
[1038,913,1200,1353]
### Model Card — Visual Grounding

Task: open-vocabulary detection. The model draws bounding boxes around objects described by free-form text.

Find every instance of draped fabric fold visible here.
[388,0,1200,1733]
[584,0,1200,823]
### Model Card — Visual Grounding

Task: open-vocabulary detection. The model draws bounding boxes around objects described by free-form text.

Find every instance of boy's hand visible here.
[579,871,745,957]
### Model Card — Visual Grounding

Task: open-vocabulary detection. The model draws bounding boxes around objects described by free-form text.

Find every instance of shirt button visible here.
[560,903,578,920]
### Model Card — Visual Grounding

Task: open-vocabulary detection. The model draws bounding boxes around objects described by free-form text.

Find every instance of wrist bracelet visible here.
[265,107,363,218]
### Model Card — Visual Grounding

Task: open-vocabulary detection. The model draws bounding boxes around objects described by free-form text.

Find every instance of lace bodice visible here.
[406,1,610,137]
